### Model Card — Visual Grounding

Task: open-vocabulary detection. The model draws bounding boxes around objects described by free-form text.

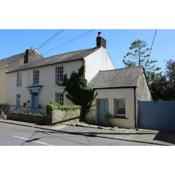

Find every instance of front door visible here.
[31,92,39,109]
[97,99,108,125]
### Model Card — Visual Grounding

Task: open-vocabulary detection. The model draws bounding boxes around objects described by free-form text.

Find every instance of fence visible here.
[138,101,175,132]
[0,104,46,116]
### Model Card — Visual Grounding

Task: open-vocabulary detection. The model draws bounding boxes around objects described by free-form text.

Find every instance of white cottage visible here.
[87,67,152,129]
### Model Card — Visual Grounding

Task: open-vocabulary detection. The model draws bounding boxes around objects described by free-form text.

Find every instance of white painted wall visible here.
[84,47,115,82]
[86,88,136,129]
[7,60,82,106]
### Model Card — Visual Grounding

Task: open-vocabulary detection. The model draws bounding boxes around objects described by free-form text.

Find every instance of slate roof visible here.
[89,67,144,89]
[7,47,98,73]
[0,52,25,68]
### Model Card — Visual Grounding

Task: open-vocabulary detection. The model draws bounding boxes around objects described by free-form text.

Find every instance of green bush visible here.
[46,101,81,115]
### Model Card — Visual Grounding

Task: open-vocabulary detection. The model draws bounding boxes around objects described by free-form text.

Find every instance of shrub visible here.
[46,101,81,115]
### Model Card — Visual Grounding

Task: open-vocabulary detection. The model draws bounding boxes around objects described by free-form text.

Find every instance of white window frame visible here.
[33,70,40,85]
[17,72,22,87]
[114,98,126,118]
[55,66,64,84]
[55,93,64,105]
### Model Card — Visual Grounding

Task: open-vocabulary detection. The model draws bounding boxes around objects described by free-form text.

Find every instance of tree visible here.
[150,59,175,100]
[63,64,97,122]
[165,59,175,100]
[166,59,175,85]
[123,39,161,85]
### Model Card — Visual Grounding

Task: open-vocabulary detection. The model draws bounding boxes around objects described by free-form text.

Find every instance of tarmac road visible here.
[0,122,162,146]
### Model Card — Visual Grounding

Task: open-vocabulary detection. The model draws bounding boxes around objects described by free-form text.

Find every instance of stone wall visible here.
[49,109,80,125]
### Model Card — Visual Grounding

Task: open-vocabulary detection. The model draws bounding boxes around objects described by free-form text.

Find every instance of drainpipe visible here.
[134,87,138,131]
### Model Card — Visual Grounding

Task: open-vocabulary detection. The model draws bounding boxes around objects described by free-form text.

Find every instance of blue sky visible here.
[0,29,174,72]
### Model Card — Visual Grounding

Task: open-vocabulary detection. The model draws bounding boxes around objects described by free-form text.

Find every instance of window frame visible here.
[114,98,126,118]
[55,92,64,105]
[55,66,64,85]
[16,72,22,87]
[33,70,40,85]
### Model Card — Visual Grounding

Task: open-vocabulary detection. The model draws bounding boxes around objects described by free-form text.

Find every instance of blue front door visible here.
[31,93,39,109]
[97,99,108,125]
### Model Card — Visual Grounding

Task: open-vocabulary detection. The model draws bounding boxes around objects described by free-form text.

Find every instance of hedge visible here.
[46,101,81,115]
[7,113,48,125]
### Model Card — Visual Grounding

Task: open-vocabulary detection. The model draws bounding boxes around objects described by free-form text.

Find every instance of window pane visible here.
[56,66,63,83]
[33,70,40,85]
[55,93,64,105]
[17,72,22,87]
[114,99,126,117]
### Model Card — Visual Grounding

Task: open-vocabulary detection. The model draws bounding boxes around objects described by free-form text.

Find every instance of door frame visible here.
[96,98,109,125]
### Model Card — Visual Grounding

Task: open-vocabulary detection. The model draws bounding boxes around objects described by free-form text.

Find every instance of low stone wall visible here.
[7,113,49,125]
[50,109,80,125]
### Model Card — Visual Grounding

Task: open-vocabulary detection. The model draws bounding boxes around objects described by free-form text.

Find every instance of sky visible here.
[0,29,174,72]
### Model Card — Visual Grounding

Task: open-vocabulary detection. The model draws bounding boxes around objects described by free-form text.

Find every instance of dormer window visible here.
[33,70,40,85]
[55,66,64,85]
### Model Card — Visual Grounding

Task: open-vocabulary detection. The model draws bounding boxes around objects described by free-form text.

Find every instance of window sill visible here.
[112,115,128,119]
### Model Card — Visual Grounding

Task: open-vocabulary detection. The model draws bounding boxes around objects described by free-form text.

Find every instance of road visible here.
[0,122,162,146]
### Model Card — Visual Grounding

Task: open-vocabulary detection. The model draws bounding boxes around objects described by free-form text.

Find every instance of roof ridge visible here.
[46,47,97,59]
[99,66,143,72]
[0,52,24,62]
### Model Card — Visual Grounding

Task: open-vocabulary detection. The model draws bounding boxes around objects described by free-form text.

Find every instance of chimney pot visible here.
[98,32,102,37]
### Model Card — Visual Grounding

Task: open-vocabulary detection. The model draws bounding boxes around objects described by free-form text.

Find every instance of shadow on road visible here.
[25,128,167,146]
[153,131,175,144]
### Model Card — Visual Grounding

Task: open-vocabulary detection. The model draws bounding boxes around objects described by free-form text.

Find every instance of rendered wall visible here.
[0,68,7,104]
[136,72,152,101]
[86,88,136,129]
[84,47,115,82]
[7,60,83,106]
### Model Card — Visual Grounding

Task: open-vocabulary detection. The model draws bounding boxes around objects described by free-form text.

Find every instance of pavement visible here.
[0,119,174,146]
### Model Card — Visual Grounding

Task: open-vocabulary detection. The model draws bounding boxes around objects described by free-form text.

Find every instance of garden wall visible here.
[7,113,49,125]
[49,109,80,124]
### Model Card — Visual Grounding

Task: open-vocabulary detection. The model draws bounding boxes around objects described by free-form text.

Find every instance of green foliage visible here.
[123,39,161,85]
[151,59,175,100]
[63,64,97,122]
[46,100,80,114]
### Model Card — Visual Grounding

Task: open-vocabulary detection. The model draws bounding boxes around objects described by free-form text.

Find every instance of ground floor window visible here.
[16,94,21,106]
[114,98,126,118]
[55,93,64,105]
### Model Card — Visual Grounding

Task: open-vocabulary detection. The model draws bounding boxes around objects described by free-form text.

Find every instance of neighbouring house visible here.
[6,32,114,109]
[87,67,152,129]
[0,49,42,104]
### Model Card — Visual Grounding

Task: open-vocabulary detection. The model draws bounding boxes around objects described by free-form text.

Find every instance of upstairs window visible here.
[17,72,22,87]
[55,66,64,84]
[114,99,126,118]
[33,70,40,85]
[55,93,64,105]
